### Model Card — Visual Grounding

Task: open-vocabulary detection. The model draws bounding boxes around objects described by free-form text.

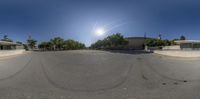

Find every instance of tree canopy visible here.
[90,33,128,49]
[1,35,13,42]
[50,37,65,50]
[27,37,37,49]
[145,38,165,47]
[145,38,180,47]
[16,41,23,45]
[64,39,85,50]
[38,37,85,51]
[180,35,186,40]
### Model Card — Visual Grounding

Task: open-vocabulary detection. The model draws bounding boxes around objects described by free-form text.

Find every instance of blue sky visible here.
[0,0,200,46]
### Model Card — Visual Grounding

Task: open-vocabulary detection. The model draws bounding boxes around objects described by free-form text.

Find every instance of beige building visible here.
[125,37,147,50]
[175,40,200,50]
[0,41,24,50]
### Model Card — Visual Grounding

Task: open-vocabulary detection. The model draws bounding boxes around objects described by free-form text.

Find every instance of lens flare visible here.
[95,28,105,36]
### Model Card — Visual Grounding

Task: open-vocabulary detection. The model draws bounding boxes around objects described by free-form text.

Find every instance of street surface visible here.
[0,50,200,99]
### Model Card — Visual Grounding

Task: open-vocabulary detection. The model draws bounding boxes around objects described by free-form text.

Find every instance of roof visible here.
[175,40,200,44]
[0,41,17,45]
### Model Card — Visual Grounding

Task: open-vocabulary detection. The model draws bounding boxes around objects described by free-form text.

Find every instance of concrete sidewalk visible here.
[154,50,200,57]
[0,49,25,57]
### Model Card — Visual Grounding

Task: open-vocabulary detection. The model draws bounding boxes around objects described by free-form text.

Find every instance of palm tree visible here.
[27,37,37,50]
[50,37,65,50]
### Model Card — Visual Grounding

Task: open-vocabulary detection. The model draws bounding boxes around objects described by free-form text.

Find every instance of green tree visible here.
[16,41,23,45]
[38,39,85,51]
[1,35,13,42]
[64,39,85,50]
[27,38,37,50]
[38,42,48,50]
[90,33,128,49]
[170,38,179,45]
[23,44,29,51]
[38,42,54,50]
[156,39,165,46]
[50,37,65,50]
[180,35,186,40]
[163,40,171,46]
[107,33,127,47]
[91,40,104,49]
[145,38,165,47]
[145,38,155,47]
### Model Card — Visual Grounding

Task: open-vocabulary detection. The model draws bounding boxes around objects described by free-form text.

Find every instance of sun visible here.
[95,28,105,36]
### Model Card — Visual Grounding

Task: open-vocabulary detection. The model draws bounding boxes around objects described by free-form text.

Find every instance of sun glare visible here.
[95,28,105,36]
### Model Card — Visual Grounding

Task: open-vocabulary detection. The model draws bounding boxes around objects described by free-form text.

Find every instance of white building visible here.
[0,41,24,50]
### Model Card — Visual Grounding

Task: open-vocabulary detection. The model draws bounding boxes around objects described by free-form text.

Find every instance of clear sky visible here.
[0,0,200,46]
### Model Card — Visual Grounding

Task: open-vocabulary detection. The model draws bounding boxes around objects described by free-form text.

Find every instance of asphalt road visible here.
[0,50,200,99]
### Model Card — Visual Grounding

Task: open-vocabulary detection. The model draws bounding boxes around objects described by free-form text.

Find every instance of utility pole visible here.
[144,32,148,51]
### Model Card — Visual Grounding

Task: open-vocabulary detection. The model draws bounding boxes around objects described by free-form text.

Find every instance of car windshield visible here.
[0,0,200,99]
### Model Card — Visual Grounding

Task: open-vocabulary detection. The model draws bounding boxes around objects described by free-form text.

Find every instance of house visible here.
[175,40,200,50]
[0,41,24,50]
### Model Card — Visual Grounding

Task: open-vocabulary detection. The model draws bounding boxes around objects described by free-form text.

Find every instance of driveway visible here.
[0,50,199,99]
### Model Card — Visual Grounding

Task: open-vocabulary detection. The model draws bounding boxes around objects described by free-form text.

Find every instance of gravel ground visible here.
[0,50,200,99]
